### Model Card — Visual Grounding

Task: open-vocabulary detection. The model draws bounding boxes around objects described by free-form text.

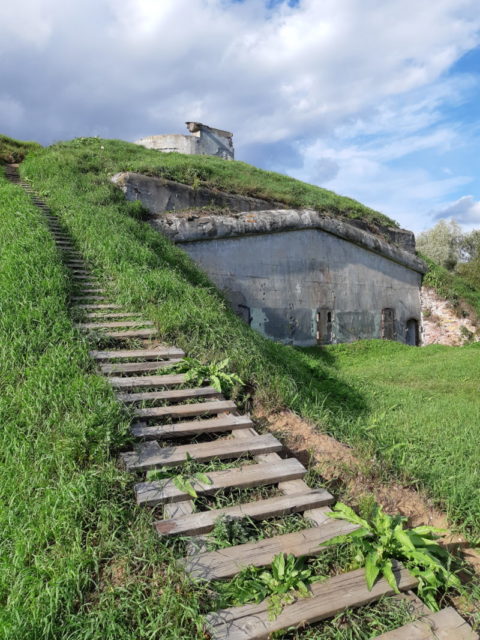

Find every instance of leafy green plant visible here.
[324,502,461,610]
[209,515,258,549]
[146,453,212,498]
[214,553,323,620]
[167,357,244,396]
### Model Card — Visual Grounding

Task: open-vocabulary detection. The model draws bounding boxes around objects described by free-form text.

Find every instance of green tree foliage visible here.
[416,219,464,270]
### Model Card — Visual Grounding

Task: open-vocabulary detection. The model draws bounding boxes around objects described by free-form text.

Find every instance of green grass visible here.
[0,168,207,639]
[0,134,42,164]
[3,137,478,635]
[38,135,396,226]
[421,253,480,322]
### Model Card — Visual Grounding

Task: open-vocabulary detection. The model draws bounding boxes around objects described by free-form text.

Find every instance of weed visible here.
[146,453,212,498]
[167,356,244,396]
[324,502,460,610]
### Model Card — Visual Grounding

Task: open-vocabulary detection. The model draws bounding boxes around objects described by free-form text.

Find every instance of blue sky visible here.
[1,0,480,232]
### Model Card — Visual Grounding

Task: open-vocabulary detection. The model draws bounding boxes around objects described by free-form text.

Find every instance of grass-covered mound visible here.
[43,136,396,227]
[21,137,480,537]
[0,168,206,639]
[0,133,41,164]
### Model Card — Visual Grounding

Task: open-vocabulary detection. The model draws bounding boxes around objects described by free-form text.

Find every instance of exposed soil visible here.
[421,287,479,346]
[255,408,480,575]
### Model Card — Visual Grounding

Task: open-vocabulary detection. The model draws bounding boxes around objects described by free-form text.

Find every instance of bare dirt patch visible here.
[256,408,480,574]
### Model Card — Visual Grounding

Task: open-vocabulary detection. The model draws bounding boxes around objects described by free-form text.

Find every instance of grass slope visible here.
[0,168,206,639]
[21,138,480,536]
[0,134,41,164]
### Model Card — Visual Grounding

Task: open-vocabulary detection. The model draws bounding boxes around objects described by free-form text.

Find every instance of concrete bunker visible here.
[112,173,427,347]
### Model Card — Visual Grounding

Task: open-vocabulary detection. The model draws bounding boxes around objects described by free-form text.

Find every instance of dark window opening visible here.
[406,318,419,346]
[381,308,395,340]
[237,304,251,325]
[317,309,333,344]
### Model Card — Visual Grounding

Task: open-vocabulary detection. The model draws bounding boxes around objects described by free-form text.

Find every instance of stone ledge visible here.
[153,209,427,274]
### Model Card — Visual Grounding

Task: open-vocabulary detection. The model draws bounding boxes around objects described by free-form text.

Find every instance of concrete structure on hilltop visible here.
[113,171,427,347]
[135,122,234,160]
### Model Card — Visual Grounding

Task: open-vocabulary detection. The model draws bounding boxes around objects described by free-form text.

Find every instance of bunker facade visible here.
[113,172,427,347]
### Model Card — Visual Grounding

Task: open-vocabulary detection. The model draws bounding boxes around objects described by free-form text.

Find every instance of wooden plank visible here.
[76,303,122,310]
[131,413,252,439]
[155,488,333,537]
[122,433,282,472]
[110,373,186,388]
[90,347,184,360]
[133,399,236,420]
[206,564,417,640]
[135,457,306,506]
[99,328,157,338]
[72,296,107,301]
[75,288,106,294]
[75,320,154,329]
[183,517,354,580]
[373,607,478,640]
[83,312,144,319]
[117,386,222,404]
[100,358,183,374]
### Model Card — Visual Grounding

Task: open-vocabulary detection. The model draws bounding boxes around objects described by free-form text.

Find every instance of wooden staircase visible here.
[8,165,477,640]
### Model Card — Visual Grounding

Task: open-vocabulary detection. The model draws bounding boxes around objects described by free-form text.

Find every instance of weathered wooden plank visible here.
[117,386,222,404]
[122,433,282,472]
[76,320,154,330]
[155,488,333,537]
[133,399,236,420]
[131,413,252,439]
[90,347,184,360]
[75,288,106,294]
[373,607,478,640]
[100,358,184,374]
[110,373,186,388]
[206,564,417,640]
[183,517,354,580]
[98,328,157,338]
[76,303,122,310]
[83,312,144,319]
[72,295,107,301]
[135,457,306,506]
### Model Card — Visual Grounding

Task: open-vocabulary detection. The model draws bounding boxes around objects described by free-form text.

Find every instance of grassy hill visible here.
[1,135,479,637]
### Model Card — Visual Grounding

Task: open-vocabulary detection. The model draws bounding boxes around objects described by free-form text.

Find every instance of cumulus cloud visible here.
[434,195,480,230]
[1,0,480,230]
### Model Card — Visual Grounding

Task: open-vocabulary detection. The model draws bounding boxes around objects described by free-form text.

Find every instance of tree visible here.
[416,219,463,270]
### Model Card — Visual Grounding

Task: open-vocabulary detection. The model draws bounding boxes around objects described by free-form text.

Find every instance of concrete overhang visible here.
[153,209,428,275]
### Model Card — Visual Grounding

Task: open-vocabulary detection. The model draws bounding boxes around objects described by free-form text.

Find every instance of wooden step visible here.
[183,515,356,580]
[109,373,186,389]
[90,347,184,360]
[155,488,333,537]
[122,432,282,472]
[136,457,306,506]
[100,358,183,374]
[131,413,252,440]
[133,399,236,421]
[75,288,106,294]
[100,328,158,338]
[84,312,144,319]
[372,607,478,639]
[72,296,107,301]
[117,386,222,404]
[76,303,122,310]
[206,564,417,640]
[76,320,153,330]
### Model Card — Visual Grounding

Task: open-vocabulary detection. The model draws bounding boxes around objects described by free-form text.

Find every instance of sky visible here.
[2,0,480,233]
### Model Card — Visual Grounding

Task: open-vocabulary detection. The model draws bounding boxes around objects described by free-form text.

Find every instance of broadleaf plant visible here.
[323,502,461,610]
[165,357,244,396]
[213,552,324,620]
[146,453,212,499]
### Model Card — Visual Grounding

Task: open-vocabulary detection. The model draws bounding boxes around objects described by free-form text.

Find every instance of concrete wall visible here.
[177,228,423,346]
[135,122,234,160]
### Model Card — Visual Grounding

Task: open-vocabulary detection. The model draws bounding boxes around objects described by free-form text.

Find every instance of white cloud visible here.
[1,0,480,230]
[433,195,480,230]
